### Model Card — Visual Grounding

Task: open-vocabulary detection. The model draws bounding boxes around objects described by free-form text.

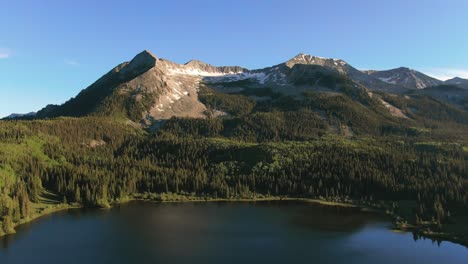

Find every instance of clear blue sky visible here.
[1,0,467,117]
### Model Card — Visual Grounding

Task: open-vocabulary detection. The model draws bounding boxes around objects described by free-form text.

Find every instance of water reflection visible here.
[287,203,385,232]
[0,201,467,264]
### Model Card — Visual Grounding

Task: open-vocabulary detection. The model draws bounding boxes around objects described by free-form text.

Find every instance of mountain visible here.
[36,50,248,124]
[33,51,379,124]
[366,67,443,89]
[282,53,391,90]
[406,85,468,109]
[445,77,468,89]
[2,51,468,248]
[207,53,399,92]
[36,50,159,120]
[33,50,466,126]
[3,112,36,120]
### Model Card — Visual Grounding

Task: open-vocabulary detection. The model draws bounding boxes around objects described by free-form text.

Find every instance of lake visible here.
[0,201,467,264]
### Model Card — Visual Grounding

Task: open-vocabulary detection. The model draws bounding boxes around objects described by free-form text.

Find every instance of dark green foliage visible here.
[0,117,467,235]
[302,92,386,134]
[226,110,327,141]
[198,85,255,116]
[235,87,282,99]
[162,109,327,142]
[162,118,224,137]
[1,68,467,239]
[210,79,256,88]
[377,92,409,111]
[290,65,346,88]
[35,63,132,118]
[95,89,157,121]
[35,60,157,122]
[254,96,303,112]
[407,95,468,125]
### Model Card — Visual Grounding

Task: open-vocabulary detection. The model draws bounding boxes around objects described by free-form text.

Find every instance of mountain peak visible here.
[395,66,412,71]
[446,77,465,82]
[123,50,158,74]
[290,53,321,61]
[133,50,157,62]
[139,50,158,59]
[368,67,442,89]
[289,53,343,61]
[444,77,468,88]
[285,53,348,70]
[292,52,307,59]
[184,59,211,67]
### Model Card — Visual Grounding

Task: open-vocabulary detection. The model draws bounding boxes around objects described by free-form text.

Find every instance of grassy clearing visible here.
[0,190,79,236]
[0,135,61,190]
[0,164,16,189]
[0,136,58,166]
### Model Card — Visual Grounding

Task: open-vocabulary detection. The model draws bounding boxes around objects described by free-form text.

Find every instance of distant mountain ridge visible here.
[366,67,443,89]
[14,50,464,123]
[445,77,468,89]
[3,112,36,120]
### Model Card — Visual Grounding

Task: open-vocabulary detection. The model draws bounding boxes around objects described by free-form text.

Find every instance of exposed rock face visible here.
[285,53,349,73]
[283,53,393,91]
[204,53,398,92]
[34,50,464,125]
[377,97,408,119]
[183,60,247,75]
[121,50,158,75]
[140,65,207,122]
[35,50,248,123]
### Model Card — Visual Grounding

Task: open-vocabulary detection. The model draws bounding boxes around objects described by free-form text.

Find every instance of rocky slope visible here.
[204,53,399,92]
[35,50,249,124]
[32,50,466,125]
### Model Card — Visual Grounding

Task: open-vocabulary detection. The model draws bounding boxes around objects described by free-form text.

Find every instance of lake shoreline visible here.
[2,195,466,248]
[393,222,468,249]
[0,203,82,237]
[0,195,360,238]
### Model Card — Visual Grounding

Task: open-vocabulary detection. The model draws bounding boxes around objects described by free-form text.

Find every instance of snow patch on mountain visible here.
[378,77,397,85]
[166,66,242,77]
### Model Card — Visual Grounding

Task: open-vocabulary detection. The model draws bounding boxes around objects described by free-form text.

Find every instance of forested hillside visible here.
[1,47,468,245]
[1,79,467,245]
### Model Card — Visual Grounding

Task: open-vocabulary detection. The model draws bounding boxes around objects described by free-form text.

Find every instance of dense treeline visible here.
[1,116,467,236]
[183,84,467,141]
[199,85,256,116]
[1,79,468,242]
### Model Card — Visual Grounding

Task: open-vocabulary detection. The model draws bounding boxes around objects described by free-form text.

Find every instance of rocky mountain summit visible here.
[30,50,467,125]
[36,50,243,122]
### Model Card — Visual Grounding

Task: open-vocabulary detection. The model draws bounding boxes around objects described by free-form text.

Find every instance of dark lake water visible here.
[0,201,467,264]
